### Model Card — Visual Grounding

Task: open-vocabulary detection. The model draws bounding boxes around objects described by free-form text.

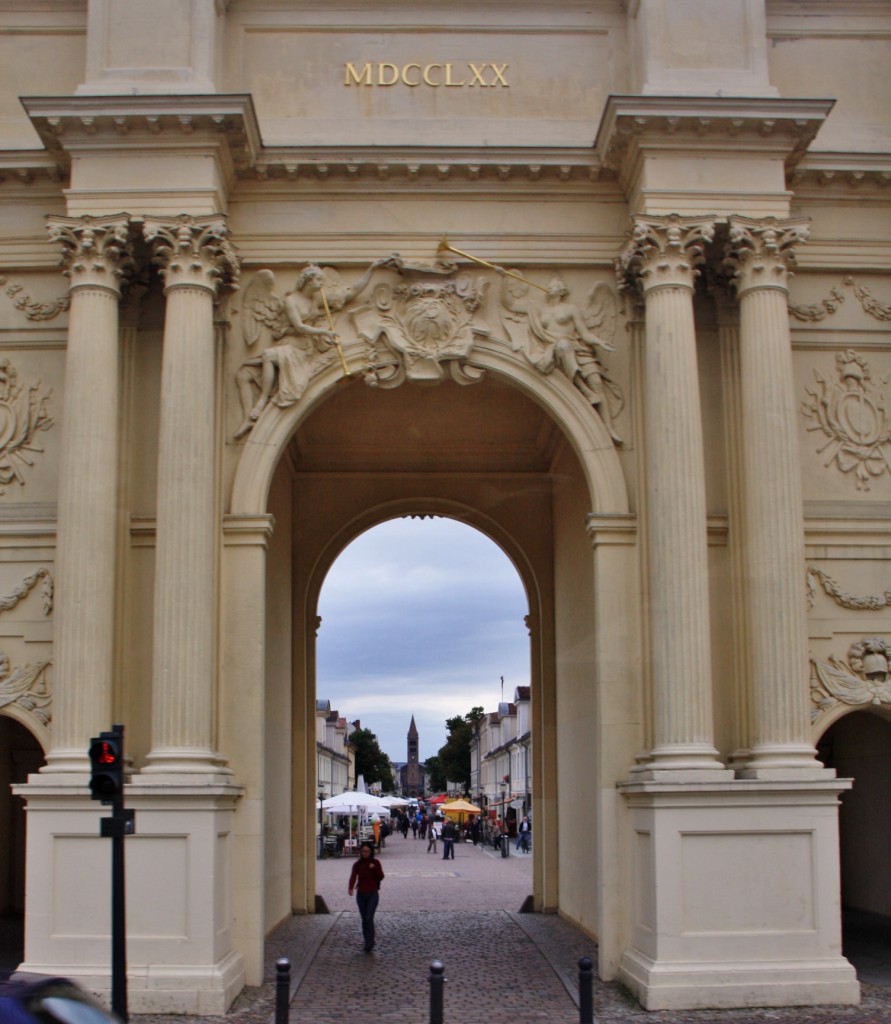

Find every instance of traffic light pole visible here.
[90,723,135,1022]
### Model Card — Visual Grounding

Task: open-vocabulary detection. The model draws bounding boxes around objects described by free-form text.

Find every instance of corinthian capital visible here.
[46,214,134,295]
[724,216,810,298]
[617,214,716,296]
[143,214,240,295]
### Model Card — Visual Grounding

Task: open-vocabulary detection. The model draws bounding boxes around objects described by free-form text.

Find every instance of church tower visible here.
[403,715,423,797]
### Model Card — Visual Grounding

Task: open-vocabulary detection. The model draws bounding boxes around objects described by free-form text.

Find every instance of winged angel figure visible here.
[810,637,891,720]
[0,649,52,726]
[234,259,389,438]
[498,273,624,444]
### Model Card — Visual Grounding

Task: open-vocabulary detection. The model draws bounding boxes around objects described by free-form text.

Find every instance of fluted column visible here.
[724,216,826,778]
[43,215,132,772]
[142,215,238,775]
[619,215,729,778]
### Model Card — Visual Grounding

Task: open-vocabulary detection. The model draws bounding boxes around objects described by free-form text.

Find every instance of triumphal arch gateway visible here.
[0,0,889,1013]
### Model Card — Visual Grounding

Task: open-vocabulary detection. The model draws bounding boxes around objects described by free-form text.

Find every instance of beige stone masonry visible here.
[41,214,132,773]
[142,214,238,776]
[724,216,829,779]
[619,214,730,780]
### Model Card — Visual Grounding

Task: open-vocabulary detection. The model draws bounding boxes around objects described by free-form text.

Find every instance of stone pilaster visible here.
[724,216,826,778]
[142,214,239,775]
[619,215,729,778]
[43,214,132,772]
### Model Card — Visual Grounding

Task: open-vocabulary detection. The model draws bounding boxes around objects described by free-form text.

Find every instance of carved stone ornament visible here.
[723,216,810,297]
[617,214,716,294]
[0,276,69,321]
[0,649,52,727]
[807,566,891,612]
[0,358,53,494]
[355,259,490,389]
[233,253,626,443]
[811,637,891,721]
[46,214,134,293]
[498,273,623,443]
[801,349,891,491]
[789,277,891,323]
[0,568,53,616]
[143,214,239,294]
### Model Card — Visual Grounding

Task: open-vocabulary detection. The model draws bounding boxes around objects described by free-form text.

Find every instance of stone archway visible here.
[818,709,891,968]
[222,350,637,985]
[0,716,45,971]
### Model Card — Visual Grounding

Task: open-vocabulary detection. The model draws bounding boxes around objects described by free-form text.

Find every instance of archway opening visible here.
[0,716,44,976]
[315,515,531,876]
[818,710,891,984]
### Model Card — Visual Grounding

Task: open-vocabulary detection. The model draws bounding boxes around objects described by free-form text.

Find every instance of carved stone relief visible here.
[499,273,623,443]
[0,358,54,494]
[0,650,52,727]
[0,276,69,322]
[801,349,891,491]
[0,568,54,616]
[354,257,489,388]
[807,566,891,612]
[811,637,891,721]
[233,254,625,445]
[789,276,891,323]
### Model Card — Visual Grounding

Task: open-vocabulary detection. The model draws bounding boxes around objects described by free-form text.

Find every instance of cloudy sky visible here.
[316,516,530,763]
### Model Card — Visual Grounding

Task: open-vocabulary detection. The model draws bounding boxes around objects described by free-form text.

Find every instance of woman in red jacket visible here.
[348,841,385,952]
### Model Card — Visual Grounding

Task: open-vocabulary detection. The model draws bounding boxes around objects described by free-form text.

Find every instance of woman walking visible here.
[348,841,384,952]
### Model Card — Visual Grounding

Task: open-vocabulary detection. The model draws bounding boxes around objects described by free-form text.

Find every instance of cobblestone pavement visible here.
[12,830,890,1024]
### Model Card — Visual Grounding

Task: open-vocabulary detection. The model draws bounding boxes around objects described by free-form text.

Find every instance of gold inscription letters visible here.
[344,62,510,88]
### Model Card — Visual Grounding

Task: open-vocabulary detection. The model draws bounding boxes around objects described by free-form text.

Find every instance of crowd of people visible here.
[344,806,532,953]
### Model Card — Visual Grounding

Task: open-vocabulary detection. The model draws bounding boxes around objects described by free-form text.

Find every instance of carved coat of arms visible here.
[0,358,53,492]
[801,349,891,491]
[352,258,489,387]
[810,637,891,720]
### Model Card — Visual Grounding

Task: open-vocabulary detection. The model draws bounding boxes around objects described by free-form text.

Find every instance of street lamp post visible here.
[500,780,509,858]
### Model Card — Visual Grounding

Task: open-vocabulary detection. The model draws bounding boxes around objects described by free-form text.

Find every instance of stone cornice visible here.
[20,93,262,177]
[789,151,891,194]
[596,95,835,176]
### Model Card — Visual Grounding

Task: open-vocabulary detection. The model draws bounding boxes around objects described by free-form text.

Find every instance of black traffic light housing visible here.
[88,728,123,805]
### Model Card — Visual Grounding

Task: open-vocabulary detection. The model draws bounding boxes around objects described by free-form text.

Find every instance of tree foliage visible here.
[435,706,485,792]
[349,727,395,791]
[424,753,446,793]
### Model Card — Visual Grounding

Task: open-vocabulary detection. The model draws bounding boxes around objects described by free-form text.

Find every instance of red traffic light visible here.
[92,741,119,766]
[88,731,124,804]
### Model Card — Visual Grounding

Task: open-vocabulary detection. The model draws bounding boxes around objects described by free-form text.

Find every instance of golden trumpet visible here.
[437,236,549,293]
[318,285,352,377]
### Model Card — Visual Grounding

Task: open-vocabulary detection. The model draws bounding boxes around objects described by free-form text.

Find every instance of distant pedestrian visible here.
[348,841,384,952]
[441,819,456,860]
[427,821,439,854]
[420,813,428,840]
[516,816,531,853]
[400,814,409,839]
[411,816,419,839]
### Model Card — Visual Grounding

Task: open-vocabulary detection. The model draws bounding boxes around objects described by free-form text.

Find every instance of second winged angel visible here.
[498,272,624,444]
[234,259,388,438]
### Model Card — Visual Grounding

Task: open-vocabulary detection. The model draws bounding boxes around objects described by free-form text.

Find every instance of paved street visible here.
[6,830,891,1022]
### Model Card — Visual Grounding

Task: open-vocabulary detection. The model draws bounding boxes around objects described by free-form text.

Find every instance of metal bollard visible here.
[578,956,594,1024]
[275,957,291,1024]
[429,959,445,1024]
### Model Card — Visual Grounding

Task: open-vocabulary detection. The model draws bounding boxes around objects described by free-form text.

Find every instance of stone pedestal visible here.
[618,781,859,1010]
[13,780,245,1015]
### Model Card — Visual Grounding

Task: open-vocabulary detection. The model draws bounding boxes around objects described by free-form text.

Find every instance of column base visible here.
[619,948,859,1011]
[15,951,245,1016]
[617,778,858,1012]
[13,779,247,1016]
